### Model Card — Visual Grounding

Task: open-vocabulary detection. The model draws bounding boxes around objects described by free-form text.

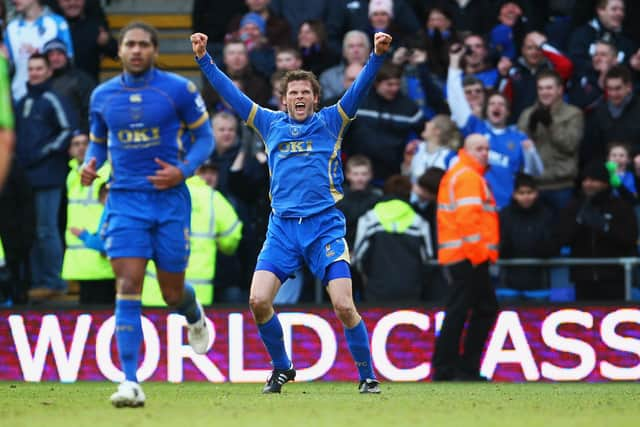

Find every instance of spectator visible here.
[232,12,276,79]
[567,39,619,111]
[4,0,74,100]
[192,0,247,57]
[582,64,640,168]
[460,33,500,89]
[553,161,638,301]
[275,46,302,70]
[498,173,555,301]
[320,62,363,107]
[0,159,35,305]
[390,40,450,120]
[353,174,432,302]
[267,69,287,110]
[366,0,417,48]
[342,0,421,37]
[297,20,339,76]
[61,132,114,305]
[270,0,345,56]
[607,141,637,196]
[42,38,96,134]
[320,30,370,102]
[461,75,486,118]
[518,69,583,213]
[404,114,460,182]
[209,112,241,196]
[448,44,543,208]
[209,112,255,303]
[227,0,292,48]
[417,0,494,35]
[336,155,382,301]
[420,4,459,80]
[501,31,574,123]
[567,0,639,75]
[15,53,75,301]
[489,0,530,61]
[346,63,424,184]
[56,0,117,82]
[201,39,270,112]
[336,155,382,253]
[411,166,444,252]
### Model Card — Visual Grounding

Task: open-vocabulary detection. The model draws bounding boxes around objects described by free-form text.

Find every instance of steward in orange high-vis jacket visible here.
[437,138,499,266]
[432,134,500,382]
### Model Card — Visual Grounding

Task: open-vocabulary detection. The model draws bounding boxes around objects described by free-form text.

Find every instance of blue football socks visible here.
[258,314,292,370]
[115,298,143,382]
[175,283,201,324]
[345,319,376,381]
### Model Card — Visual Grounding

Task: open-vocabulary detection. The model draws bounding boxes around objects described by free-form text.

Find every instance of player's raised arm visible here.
[191,32,254,121]
[339,32,392,118]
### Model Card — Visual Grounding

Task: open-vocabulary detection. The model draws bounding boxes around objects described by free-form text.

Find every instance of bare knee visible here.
[249,294,273,322]
[116,276,140,295]
[333,297,358,325]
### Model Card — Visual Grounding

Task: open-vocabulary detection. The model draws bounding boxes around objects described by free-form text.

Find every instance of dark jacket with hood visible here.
[15,80,75,189]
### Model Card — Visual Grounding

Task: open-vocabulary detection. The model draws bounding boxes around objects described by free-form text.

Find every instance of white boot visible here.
[187,301,210,354]
[110,381,146,408]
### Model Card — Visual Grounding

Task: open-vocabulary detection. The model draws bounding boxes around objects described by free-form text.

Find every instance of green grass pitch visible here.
[1,381,638,427]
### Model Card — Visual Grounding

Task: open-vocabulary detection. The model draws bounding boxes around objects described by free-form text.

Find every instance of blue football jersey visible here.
[89,68,209,191]
[462,115,526,208]
[247,104,351,217]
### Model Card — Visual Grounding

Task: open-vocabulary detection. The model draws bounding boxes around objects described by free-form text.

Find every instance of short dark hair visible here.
[514,173,537,191]
[383,175,412,201]
[536,69,563,86]
[462,75,483,88]
[375,63,402,83]
[417,167,445,195]
[28,52,50,67]
[282,69,322,99]
[605,64,633,85]
[596,0,624,10]
[118,21,159,48]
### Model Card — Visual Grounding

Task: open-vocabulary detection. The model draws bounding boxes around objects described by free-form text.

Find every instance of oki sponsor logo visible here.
[1,308,639,382]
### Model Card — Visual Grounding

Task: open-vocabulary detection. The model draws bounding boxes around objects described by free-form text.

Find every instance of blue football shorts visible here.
[103,185,191,272]
[256,207,350,283]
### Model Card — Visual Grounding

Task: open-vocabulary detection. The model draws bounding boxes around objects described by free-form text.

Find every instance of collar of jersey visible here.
[122,68,156,88]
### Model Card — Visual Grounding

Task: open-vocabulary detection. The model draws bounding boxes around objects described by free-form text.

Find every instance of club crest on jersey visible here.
[290,125,300,137]
[129,94,142,103]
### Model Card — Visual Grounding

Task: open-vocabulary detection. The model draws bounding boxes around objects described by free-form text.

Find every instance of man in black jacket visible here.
[553,161,638,301]
[581,64,640,168]
[15,53,76,300]
[345,63,424,185]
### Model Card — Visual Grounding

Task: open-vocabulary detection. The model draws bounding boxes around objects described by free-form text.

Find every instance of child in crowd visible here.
[498,173,555,302]
[607,141,637,197]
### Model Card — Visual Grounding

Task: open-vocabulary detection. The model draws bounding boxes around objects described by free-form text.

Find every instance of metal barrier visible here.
[313,257,640,303]
[493,257,640,301]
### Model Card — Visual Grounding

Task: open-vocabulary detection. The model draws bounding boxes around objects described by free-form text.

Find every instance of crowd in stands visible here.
[2,0,640,306]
